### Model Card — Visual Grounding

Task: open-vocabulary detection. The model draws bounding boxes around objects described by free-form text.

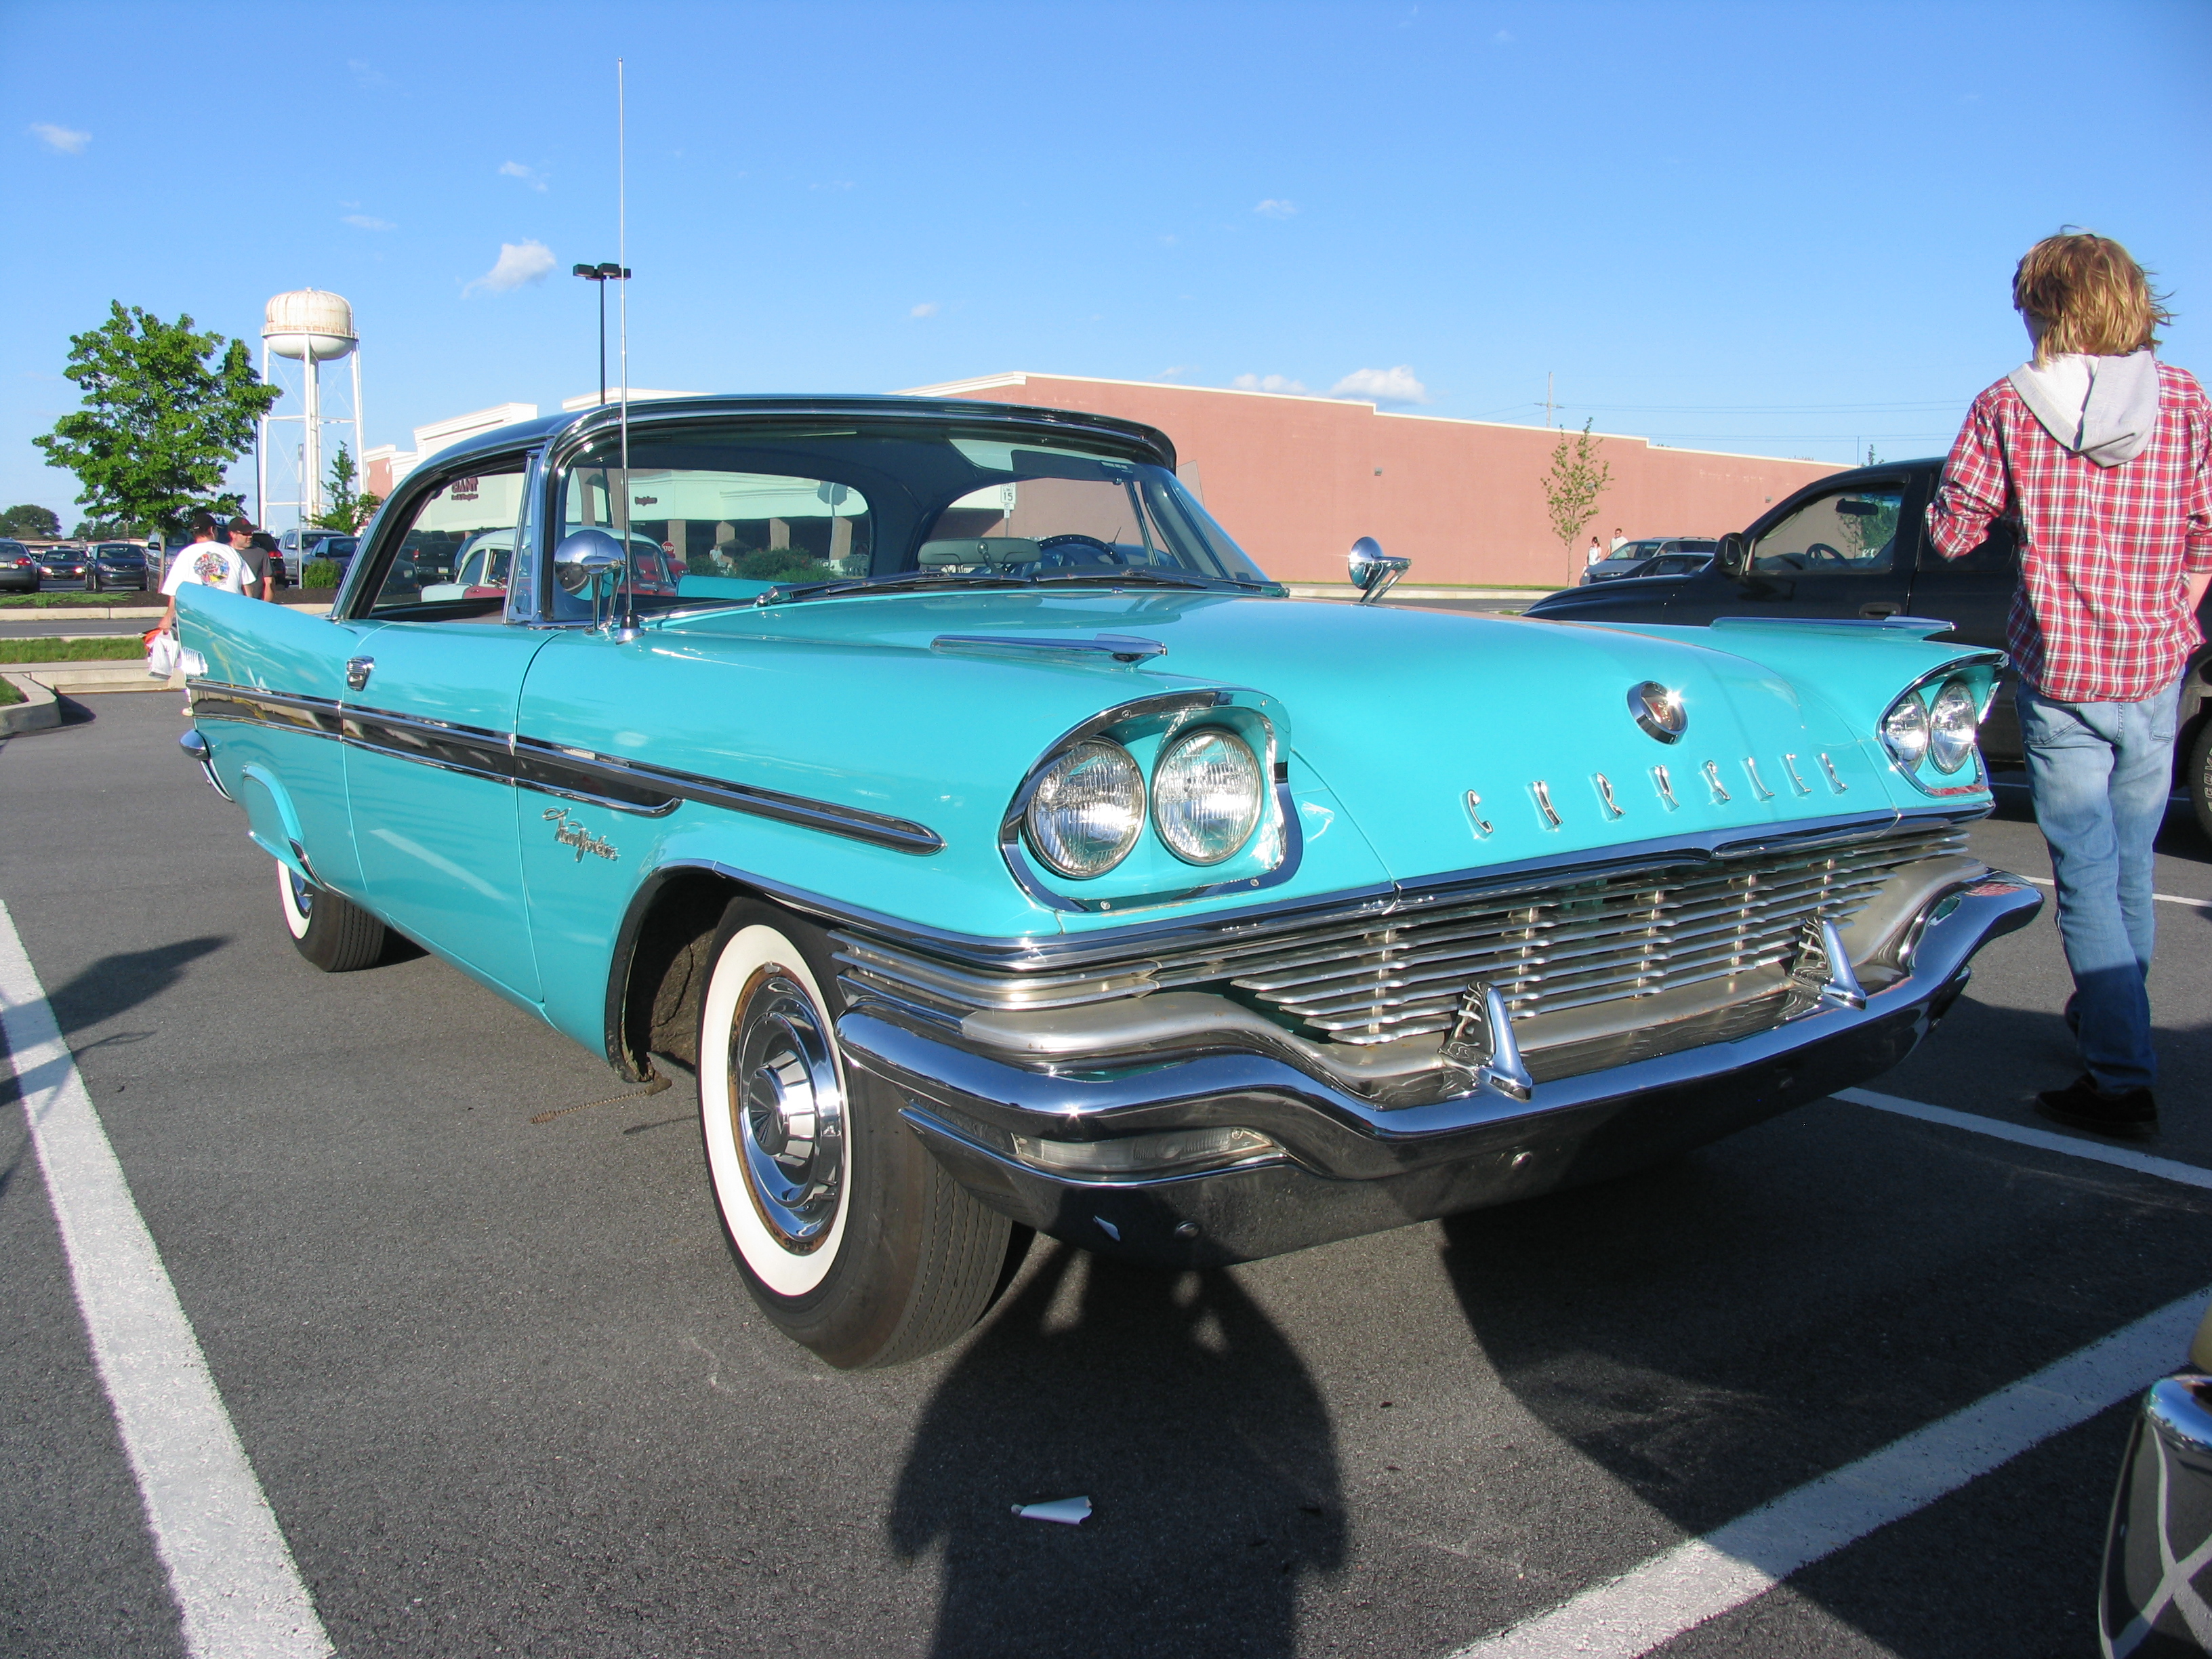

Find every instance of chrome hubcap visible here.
[285,867,314,920]
[729,967,845,1253]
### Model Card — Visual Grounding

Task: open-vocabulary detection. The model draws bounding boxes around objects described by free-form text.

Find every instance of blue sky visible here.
[5,0,2208,526]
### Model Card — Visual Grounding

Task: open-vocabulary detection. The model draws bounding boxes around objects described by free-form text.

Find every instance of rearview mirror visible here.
[1347,536,1411,605]
[1715,531,1748,578]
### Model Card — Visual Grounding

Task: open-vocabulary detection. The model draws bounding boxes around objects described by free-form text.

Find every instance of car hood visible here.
[661,591,1970,894]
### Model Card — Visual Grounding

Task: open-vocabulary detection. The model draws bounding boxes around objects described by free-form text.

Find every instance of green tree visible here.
[309,445,382,531]
[71,516,152,540]
[33,302,280,542]
[0,504,63,538]
[1541,419,1613,580]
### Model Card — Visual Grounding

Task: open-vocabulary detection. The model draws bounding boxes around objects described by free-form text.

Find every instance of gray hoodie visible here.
[2007,348,2161,467]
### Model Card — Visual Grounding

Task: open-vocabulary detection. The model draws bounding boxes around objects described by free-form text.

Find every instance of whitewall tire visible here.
[695,898,1025,1368]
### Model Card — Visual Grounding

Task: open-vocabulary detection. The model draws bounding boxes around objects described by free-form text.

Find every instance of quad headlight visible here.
[1152,727,1265,865]
[1025,740,1146,877]
[1879,693,1929,771]
[1880,676,1982,780]
[1927,680,1979,774]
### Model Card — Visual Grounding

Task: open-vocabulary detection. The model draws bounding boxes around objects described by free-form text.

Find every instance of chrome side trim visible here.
[184,680,941,851]
[932,633,1168,665]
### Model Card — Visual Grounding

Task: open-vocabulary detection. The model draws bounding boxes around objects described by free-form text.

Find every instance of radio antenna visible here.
[617,56,634,633]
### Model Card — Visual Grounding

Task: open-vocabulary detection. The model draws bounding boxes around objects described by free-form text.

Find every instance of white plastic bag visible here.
[147,631,181,679]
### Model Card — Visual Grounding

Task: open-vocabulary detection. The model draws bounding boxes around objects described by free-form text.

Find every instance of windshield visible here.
[549,422,1269,617]
[96,545,143,560]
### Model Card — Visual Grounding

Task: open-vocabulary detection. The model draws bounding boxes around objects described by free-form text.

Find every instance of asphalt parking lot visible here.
[4,692,2209,1659]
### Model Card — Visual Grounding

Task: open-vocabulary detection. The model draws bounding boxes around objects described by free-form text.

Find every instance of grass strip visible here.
[0,591,153,608]
[0,637,147,663]
[0,677,23,706]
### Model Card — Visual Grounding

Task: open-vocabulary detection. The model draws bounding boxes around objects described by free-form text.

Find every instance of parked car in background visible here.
[1523,457,2212,833]
[1626,549,1717,581]
[1581,537,1718,585]
[35,546,89,587]
[289,533,358,584]
[0,541,37,592]
[175,394,2043,1370]
[87,543,150,592]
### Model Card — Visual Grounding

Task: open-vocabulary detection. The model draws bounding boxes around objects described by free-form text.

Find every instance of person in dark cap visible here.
[249,531,285,593]
[225,514,274,600]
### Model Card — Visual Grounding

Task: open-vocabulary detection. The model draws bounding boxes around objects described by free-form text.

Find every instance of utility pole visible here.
[1544,371,1557,428]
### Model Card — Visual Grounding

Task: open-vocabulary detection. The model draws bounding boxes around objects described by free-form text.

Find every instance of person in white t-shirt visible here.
[1584,536,1605,567]
[161,512,257,630]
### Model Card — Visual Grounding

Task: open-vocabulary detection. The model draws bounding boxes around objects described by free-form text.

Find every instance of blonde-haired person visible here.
[1928,231,2212,1139]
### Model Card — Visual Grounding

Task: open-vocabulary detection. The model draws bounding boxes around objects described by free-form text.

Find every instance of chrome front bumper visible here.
[838,874,2041,1264]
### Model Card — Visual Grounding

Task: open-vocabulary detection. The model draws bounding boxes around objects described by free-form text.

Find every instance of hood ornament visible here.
[1629,681,1686,743]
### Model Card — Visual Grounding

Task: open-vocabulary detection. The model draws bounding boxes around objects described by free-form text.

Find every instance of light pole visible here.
[571,261,630,406]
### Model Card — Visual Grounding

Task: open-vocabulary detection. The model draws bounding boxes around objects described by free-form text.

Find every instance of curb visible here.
[0,602,332,622]
[0,673,62,734]
[0,661,173,695]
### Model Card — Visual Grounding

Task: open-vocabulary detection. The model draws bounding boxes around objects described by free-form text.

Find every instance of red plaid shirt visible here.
[1927,359,2212,702]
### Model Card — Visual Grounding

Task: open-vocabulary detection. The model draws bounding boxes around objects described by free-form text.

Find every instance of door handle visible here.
[1858,602,1901,619]
[345,656,373,691]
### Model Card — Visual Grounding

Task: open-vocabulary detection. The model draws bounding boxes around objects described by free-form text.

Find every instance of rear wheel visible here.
[276,859,390,972]
[697,898,1019,1368]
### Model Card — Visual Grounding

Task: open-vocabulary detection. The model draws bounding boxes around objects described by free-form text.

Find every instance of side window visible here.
[555,458,874,598]
[1922,514,2018,573]
[369,464,527,615]
[1751,485,1904,576]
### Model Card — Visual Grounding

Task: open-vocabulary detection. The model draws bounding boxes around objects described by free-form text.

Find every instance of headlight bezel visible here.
[1878,668,1995,797]
[1000,691,1297,914]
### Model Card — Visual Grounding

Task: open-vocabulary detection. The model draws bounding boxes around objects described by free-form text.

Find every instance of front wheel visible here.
[276,859,390,971]
[697,899,1021,1368]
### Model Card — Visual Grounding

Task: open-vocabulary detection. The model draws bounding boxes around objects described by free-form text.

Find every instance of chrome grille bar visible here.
[834,823,1970,1047]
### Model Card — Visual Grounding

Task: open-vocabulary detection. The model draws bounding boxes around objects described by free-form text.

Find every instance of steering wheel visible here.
[1803,541,1848,565]
[1033,533,1120,569]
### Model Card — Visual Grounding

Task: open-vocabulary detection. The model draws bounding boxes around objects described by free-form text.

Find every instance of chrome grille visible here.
[835,823,1969,1046]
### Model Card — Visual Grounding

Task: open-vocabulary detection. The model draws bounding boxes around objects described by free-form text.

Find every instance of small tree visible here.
[1542,419,1614,581]
[0,504,63,538]
[310,445,383,531]
[33,302,280,544]
[72,516,153,540]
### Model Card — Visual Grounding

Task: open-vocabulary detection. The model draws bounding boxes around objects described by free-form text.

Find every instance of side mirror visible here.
[1347,535,1412,605]
[1715,531,1749,578]
[554,528,629,595]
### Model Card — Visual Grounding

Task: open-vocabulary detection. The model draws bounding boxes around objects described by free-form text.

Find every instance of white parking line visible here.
[1450,1286,2205,1659]
[1837,1086,2212,1191]
[0,899,334,1659]
[2017,874,2212,913]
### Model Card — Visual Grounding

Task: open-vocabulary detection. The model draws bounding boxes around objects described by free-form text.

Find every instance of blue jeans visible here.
[2019,677,2182,1092]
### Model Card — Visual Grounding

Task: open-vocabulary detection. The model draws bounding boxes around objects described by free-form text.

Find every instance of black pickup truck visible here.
[1523,457,2212,835]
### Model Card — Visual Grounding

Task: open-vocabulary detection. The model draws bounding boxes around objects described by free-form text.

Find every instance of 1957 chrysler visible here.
[176,395,2041,1368]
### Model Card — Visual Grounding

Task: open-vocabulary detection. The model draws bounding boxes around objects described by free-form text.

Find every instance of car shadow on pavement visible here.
[888,1242,1345,1658]
[35,936,226,1040]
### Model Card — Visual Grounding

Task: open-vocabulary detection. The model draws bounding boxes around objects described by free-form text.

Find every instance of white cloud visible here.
[1232,373,1309,395]
[1493,28,1514,43]
[30,123,89,155]
[466,239,556,295]
[1253,199,1297,219]
[909,302,938,318]
[348,58,387,87]
[499,161,547,192]
[342,214,395,231]
[1155,366,1191,381]
[1330,365,1430,405]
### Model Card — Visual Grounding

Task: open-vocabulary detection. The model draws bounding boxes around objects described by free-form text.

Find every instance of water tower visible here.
[258,289,364,532]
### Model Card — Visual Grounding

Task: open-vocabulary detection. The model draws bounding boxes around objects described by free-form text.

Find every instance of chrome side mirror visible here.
[554,528,628,595]
[1347,536,1411,605]
[1715,531,1750,579]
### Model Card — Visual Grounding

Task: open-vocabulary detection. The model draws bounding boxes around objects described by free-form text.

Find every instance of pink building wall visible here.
[914,373,1845,588]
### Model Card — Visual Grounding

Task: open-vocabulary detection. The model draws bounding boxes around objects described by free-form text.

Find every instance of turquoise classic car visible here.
[175,394,2041,1368]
